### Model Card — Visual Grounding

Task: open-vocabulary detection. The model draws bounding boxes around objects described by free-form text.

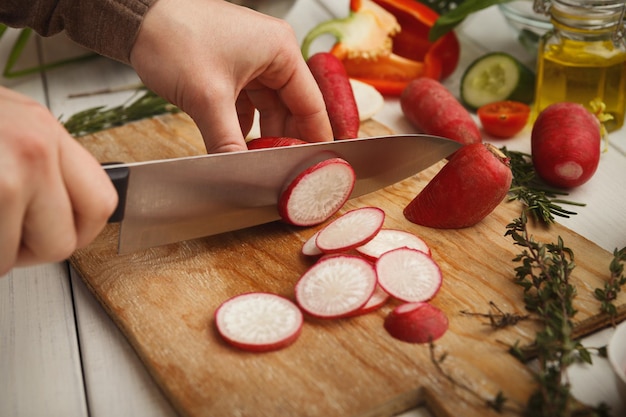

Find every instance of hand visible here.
[0,86,118,275]
[129,0,333,153]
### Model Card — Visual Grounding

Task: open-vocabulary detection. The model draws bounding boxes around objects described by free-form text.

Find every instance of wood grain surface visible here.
[70,113,625,417]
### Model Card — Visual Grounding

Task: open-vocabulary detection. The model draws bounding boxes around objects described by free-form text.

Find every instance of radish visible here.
[531,102,601,188]
[279,158,356,226]
[215,292,303,352]
[403,142,512,229]
[384,302,449,343]
[350,78,384,121]
[356,228,431,260]
[375,247,442,303]
[307,52,360,139]
[301,231,323,257]
[345,284,390,317]
[400,77,481,147]
[247,136,307,149]
[315,207,385,254]
[295,254,377,318]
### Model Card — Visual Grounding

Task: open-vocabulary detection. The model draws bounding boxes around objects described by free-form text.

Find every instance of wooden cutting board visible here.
[70,113,625,417]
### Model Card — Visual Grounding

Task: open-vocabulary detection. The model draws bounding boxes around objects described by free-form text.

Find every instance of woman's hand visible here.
[0,87,118,276]
[129,0,334,153]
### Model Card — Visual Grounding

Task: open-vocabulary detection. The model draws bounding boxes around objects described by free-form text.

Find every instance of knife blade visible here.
[104,134,461,254]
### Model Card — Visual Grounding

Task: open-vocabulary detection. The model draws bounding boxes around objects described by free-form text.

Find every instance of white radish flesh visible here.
[301,231,323,256]
[350,78,385,121]
[279,158,356,227]
[376,247,442,303]
[295,254,377,318]
[345,284,390,316]
[315,207,385,253]
[215,292,303,352]
[356,228,431,260]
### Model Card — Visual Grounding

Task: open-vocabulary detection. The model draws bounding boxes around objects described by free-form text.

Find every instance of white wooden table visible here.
[1,2,625,416]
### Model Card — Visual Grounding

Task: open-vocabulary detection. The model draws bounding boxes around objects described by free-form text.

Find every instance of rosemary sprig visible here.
[502,147,586,224]
[594,246,626,326]
[505,213,610,417]
[62,88,179,137]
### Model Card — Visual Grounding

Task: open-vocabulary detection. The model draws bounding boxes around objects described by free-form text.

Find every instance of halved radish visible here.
[315,207,385,254]
[246,136,307,149]
[345,284,390,317]
[302,231,323,257]
[356,228,431,261]
[375,247,442,303]
[295,254,377,318]
[215,292,303,352]
[279,158,356,227]
[384,301,449,343]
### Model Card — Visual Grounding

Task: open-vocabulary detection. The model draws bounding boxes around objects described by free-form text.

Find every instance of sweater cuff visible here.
[60,0,159,64]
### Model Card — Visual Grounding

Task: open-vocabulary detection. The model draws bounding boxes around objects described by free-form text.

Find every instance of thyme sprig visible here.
[502,147,586,224]
[62,88,179,137]
[505,213,610,417]
[594,247,626,326]
[461,301,531,329]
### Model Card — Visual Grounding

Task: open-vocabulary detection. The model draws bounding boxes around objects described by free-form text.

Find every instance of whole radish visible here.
[307,52,360,140]
[531,102,601,188]
[400,78,481,146]
[403,142,512,228]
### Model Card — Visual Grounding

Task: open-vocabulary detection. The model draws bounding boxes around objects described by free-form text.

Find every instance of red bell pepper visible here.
[301,0,460,96]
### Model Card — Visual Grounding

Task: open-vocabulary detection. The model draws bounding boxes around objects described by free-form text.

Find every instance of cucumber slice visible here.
[460,52,535,111]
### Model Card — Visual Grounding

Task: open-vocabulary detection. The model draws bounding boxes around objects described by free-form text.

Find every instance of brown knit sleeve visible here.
[0,0,159,64]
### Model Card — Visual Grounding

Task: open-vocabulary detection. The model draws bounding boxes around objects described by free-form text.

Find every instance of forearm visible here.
[0,0,157,63]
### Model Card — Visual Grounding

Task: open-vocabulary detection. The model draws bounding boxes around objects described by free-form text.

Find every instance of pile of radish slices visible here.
[215,207,448,352]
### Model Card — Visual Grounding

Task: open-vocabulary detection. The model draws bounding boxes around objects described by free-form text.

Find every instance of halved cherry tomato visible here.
[477,101,531,139]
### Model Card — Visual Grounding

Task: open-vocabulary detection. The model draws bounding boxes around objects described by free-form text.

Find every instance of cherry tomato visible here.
[477,101,531,139]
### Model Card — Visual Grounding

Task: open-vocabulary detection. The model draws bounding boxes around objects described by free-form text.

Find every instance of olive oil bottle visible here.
[533,0,626,131]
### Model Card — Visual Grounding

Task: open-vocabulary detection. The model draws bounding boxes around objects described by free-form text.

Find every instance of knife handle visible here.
[103,164,130,223]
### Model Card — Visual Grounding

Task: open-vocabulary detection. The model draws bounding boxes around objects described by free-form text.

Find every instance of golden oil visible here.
[533,0,626,131]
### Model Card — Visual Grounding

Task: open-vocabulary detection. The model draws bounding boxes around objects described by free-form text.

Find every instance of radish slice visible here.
[295,254,377,318]
[302,231,323,256]
[215,292,303,352]
[356,228,431,260]
[345,284,390,317]
[350,78,384,121]
[279,158,356,227]
[384,301,448,343]
[315,207,385,254]
[375,247,442,303]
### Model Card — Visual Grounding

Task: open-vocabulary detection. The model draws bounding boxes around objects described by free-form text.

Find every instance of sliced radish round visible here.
[384,302,448,343]
[215,292,303,352]
[315,207,385,254]
[302,231,323,256]
[295,254,377,318]
[279,158,356,227]
[375,247,442,303]
[345,284,390,317]
[356,228,431,260]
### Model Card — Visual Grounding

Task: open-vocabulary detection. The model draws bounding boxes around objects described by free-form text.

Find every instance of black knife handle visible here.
[103,164,130,223]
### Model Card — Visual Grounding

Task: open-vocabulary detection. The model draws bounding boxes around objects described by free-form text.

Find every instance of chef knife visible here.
[105,134,461,254]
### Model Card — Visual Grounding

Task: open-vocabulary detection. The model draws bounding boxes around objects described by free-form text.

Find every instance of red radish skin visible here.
[403,142,512,229]
[531,102,601,188]
[279,158,356,226]
[375,247,442,303]
[307,52,360,140]
[384,302,449,343]
[400,78,482,147]
[215,292,303,352]
[247,136,307,149]
[295,254,377,318]
[356,228,431,260]
[315,207,385,254]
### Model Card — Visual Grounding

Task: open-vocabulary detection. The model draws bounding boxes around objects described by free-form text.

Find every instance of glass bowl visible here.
[498,0,553,52]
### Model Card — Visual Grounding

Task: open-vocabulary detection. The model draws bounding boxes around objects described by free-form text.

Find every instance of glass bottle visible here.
[533,0,626,131]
